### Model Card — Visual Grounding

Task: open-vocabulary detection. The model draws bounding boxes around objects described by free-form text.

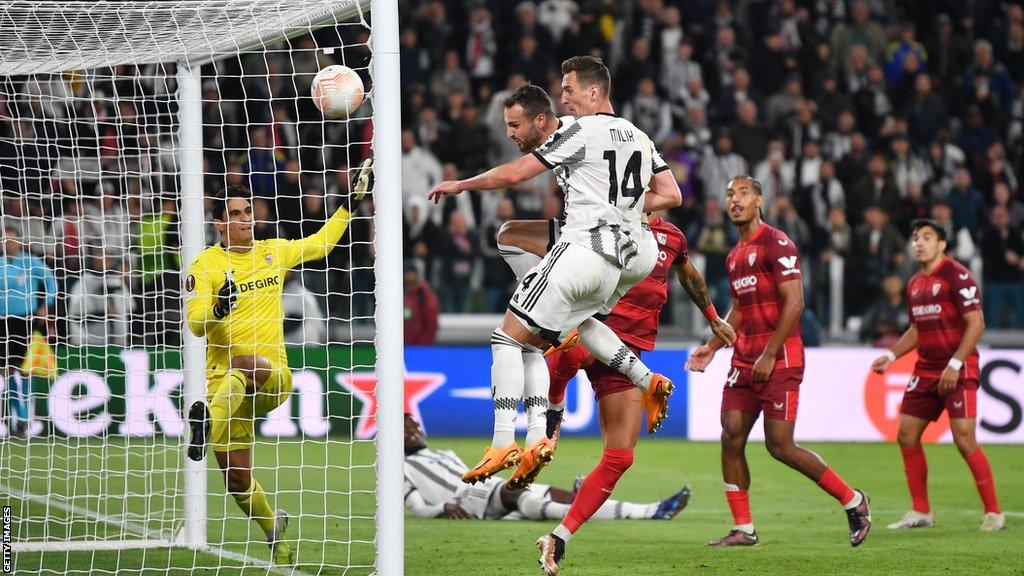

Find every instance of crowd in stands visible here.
[398,0,1024,341]
[3,0,1024,348]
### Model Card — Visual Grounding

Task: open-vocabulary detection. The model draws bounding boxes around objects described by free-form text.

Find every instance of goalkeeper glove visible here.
[342,158,374,212]
[212,271,238,319]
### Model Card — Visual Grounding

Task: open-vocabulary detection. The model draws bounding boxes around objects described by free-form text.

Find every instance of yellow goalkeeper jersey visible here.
[185,207,351,381]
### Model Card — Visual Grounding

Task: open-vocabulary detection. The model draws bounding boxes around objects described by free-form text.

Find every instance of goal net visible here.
[0,1,402,574]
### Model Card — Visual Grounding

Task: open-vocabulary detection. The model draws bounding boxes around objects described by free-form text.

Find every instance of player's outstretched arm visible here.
[673,261,735,346]
[282,158,373,267]
[871,324,919,373]
[643,168,682,212]
[403,487,448,519]
[686,300,740,372]
[428,153,548,203]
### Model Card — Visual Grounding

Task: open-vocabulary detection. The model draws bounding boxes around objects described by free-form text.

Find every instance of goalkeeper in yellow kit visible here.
[184,159,372,565]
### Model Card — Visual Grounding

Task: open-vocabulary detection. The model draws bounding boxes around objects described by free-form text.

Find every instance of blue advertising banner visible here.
[405,346,693,438]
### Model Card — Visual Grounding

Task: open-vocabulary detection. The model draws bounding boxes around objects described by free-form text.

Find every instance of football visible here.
[311,64,364,119]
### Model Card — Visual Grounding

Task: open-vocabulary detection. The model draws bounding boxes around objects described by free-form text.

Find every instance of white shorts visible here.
[508,234,657,338]
[453,478,508,520]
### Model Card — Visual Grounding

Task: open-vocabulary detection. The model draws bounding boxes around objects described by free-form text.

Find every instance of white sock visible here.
[590,499,659,520]
[498,243,541,280]
[843,491,863,510]
[734,523,755,534]
[517,489,569,520]
[552,524,573,542]
[548,400,565,411]
[490,328,525,447]
[577,318,652,390]
[522,345,549,446]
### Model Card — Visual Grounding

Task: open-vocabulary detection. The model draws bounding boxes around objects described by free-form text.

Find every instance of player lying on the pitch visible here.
[183,159,374,565]
[403,414,690,522]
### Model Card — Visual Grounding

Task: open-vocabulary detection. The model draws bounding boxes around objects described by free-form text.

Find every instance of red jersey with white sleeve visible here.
[725,223,804,370]
[602,217,688,351]
[906,257,981,379]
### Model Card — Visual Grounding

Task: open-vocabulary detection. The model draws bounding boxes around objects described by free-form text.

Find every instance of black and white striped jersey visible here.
[533,113,668,266]
[403,448,469,507]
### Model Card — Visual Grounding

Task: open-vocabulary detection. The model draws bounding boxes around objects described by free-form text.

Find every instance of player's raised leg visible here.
[950,416,1004,531]
[763,417,871,546]
[708,409,759,547]
[889,413,935,529]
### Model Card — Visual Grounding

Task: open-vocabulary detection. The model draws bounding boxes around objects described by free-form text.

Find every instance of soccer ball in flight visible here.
[311,65,364,119]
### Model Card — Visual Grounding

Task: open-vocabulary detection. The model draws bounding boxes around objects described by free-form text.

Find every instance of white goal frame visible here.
[0,0,403,573]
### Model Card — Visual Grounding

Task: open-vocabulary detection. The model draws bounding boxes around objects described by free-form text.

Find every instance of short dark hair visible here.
[910,218,947,241]
[502,83,554,119]
[211,185,252,221]
[561,55,611,97]
[729,174,763,196]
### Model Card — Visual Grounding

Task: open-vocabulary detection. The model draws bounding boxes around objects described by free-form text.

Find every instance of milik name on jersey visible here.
[237,275,280,293]
[608,128,636,143]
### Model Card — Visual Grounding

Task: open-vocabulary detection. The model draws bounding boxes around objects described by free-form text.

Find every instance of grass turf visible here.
[3,437,1022,575]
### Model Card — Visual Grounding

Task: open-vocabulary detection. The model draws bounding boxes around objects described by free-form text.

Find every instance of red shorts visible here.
[584,344,643,400]
[900,372,979,421]
[721,365,802,422]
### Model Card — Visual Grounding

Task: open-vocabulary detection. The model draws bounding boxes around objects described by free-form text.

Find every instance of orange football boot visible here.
[543,329,580,358]
[461,442,522,484]
[641,373,674,434]
[505,436,556,490]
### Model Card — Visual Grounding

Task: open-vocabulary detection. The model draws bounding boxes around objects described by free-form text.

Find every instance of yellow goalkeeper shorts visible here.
[206,363,293,453]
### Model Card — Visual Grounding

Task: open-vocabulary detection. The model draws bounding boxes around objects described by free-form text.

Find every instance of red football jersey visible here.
[906,257,981,378]
[603,217,688,351]
[726,224,804,370]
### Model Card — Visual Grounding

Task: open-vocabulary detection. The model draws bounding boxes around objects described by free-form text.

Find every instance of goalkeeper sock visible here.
[490,328,525,448]
[522,345,549,446]
[9,373,29,421]
[577,318,652,390]
[209,369,247,446]
[498,244,541,281]
[233,477,277,537]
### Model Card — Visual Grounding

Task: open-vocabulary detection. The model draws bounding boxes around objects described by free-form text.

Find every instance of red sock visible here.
[964,448,1001,514]
[817,467,856,505]
[725,489,752,525]
[546,345,590,405]
[900,445,930,513]
[561,448,633,533]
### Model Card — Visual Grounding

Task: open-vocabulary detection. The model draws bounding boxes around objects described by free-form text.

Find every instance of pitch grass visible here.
[3,437,377,575]
[3,438,1022,575]
[409,438,1024,576]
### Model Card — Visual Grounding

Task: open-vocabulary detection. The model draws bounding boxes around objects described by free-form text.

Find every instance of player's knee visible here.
[496,221,516,246]
[953,435,977,457]
[720,429,746,453]
[765,439,794,464]
[896,428,920,448]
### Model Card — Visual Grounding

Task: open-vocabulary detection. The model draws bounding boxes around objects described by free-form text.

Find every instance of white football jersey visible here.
[403,448,468,506]
[533,113,668,267]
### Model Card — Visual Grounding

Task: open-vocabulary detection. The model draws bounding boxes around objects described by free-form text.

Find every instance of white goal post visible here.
[0,0,402,574]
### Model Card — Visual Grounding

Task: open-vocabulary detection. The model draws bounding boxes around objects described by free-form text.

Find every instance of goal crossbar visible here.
[0,0,368,75]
